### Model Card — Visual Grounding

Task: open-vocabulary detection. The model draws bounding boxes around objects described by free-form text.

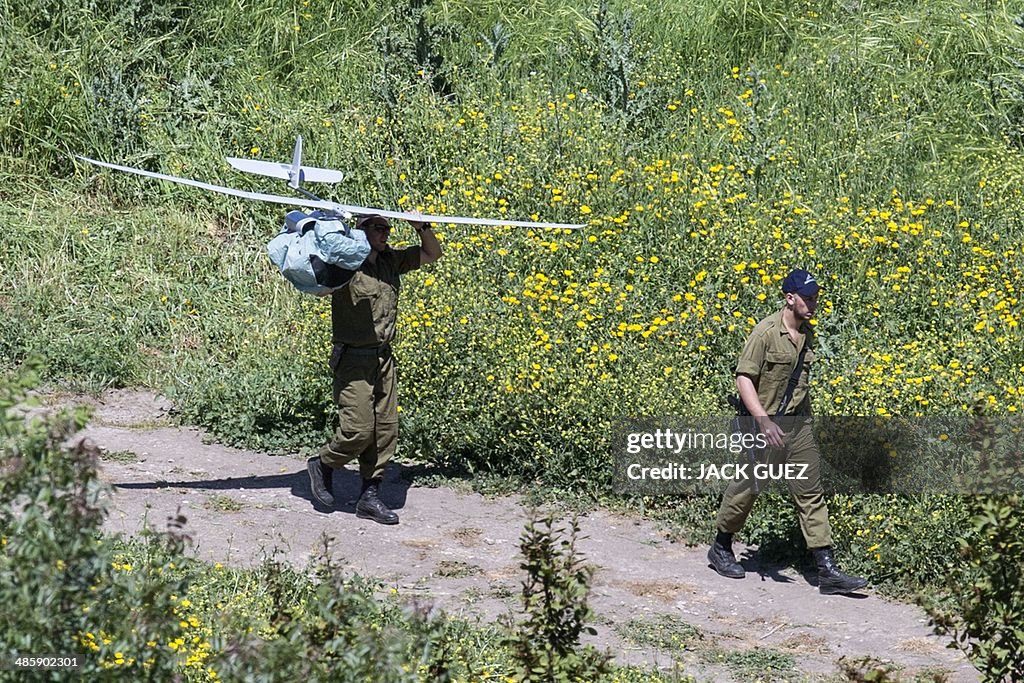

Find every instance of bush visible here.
[3,365,454,680]
[3,365,668,681]
[0,365,462,681]
[924,494,1024,683]
[504,513,611,682]
[0,363,195,680]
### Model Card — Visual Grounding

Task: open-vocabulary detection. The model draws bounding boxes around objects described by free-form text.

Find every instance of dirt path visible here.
[70,389,977,682]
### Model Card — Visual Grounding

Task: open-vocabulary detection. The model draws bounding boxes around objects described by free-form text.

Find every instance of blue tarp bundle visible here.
[267,211,371,296]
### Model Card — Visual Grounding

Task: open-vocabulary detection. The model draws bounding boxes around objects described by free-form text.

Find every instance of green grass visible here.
[616,614,705,652]
[3,0,1024,641]
[205,494,244,512]
[706,647,798,682]
[99,449,139,463]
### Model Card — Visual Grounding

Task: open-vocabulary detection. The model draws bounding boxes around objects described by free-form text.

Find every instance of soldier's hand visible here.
[406,209,426,232]
[757,417,786,449]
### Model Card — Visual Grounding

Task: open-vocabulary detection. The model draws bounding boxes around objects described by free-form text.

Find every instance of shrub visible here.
[0,363,195,680]
[504,513,611,682]
[924,494,1024,683]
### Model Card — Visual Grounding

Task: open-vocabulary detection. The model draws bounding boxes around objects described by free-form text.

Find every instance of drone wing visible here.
[79,156,346,211]
[77,156,586,230]
[333,205,586,230]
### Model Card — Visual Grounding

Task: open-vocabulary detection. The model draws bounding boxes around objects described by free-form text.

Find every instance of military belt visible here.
[345,344,389,357]
[333,342,391,357]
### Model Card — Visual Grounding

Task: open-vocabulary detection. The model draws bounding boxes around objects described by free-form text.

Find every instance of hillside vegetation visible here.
[2,1,1024,671]
[5,0,1024,452]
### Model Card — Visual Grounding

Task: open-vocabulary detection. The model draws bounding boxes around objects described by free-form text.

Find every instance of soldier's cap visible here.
[355,214,390,231]
[782,269,820,296]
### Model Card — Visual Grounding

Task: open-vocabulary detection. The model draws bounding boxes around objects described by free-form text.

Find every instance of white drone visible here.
[78,136,586,230]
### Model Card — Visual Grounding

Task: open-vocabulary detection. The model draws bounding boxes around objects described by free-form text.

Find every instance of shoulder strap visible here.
[775,343,809,416]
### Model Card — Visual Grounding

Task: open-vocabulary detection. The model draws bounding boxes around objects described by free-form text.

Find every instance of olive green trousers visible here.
[715,418,833,549]
[319,348,397,482]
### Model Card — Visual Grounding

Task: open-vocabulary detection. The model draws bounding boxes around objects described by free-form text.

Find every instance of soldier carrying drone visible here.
[305,211,441,524]
[79,136,577,523]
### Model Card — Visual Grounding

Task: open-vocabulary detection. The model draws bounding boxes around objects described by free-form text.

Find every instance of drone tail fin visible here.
[289,135,303,189]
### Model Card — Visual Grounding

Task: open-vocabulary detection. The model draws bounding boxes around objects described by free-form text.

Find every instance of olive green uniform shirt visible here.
[734,309,815,416]
[330,246,421,347]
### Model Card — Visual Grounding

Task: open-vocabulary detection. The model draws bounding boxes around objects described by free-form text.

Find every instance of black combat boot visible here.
[707,530,745,578]
[812,547,868,595]
[307,456,334,508]
[356,479,399,525]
